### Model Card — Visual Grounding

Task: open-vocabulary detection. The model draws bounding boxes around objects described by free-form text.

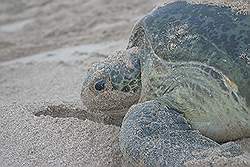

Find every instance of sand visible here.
[0,0,158,166]
[0,0,249,166]
[0,0,162,62]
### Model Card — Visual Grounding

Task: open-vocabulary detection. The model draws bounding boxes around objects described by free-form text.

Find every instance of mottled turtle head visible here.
[81,49,142,119]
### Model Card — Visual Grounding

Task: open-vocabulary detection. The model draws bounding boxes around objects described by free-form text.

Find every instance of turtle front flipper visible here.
[119,100,243,167]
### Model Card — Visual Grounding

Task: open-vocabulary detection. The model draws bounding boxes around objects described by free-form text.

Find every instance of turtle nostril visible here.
[95,79,106,91]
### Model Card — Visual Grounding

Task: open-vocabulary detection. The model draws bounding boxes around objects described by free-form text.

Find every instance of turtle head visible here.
[81,50,142,120]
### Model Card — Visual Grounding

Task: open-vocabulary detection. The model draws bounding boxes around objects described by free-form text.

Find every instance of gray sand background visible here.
[0,0,249,166]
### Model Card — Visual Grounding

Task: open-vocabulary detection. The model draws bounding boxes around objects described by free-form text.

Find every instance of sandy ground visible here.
[0,0,158,166]
[0,0,249,167]
[0,0,163,62]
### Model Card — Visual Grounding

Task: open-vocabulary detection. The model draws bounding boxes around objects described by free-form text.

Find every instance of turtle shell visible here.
[128,1,250,106]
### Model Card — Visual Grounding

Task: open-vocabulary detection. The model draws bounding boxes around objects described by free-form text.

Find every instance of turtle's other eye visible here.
[95,79,106,91]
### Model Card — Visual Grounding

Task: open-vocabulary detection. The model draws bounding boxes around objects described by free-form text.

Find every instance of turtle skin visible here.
[118,1,250,166]
[81,1,250,166]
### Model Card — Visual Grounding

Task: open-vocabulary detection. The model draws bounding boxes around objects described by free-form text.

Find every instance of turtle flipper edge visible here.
[119,100,223,166]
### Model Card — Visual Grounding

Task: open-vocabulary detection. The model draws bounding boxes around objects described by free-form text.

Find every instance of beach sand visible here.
[0,0,249,166]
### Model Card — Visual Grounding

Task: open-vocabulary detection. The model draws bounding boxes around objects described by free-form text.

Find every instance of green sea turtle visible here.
[81,1,250,166]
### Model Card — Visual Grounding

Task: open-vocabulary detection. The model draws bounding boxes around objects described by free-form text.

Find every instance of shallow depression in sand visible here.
[34,103,123,126]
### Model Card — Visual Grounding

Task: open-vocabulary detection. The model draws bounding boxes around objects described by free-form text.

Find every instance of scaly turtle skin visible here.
[81,1,250,166]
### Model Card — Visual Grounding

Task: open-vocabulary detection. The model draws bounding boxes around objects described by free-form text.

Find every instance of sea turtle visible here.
[81,1,250,166]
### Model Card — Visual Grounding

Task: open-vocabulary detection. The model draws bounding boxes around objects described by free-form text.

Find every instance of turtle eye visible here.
[95,79,106,91]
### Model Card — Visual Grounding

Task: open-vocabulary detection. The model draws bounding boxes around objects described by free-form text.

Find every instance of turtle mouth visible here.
[81,88,138,126]
[86,106,129,126]
[84,89,139,110]
[88,104,129,117]
[81,84,140,117]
